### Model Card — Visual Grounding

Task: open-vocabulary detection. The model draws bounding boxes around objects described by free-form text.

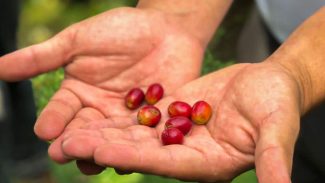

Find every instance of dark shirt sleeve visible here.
[0,0,20,55]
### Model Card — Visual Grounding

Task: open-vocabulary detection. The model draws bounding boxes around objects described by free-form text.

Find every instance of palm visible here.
[58,63,300,182]
[63,9,202,116]
[63,7,203,93]
[54,7,203,130]
[0,7,203,139]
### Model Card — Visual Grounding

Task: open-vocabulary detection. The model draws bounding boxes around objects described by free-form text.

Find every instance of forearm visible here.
[267,7,325,113]
[137,0,233,47]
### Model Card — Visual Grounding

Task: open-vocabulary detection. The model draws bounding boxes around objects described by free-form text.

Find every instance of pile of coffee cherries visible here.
[125,83,212,145]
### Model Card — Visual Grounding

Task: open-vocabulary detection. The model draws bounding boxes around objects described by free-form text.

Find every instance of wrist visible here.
[265,7,325,114]
[265,55,312,115]
[136,0,233,47]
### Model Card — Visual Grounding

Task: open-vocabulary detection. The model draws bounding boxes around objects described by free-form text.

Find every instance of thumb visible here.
[255,110,300,183]
[0,29,75,81]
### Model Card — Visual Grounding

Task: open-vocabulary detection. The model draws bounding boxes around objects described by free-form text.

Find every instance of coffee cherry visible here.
[161,128,184,145]
[137,105,161,127]
[168,101,192,118]
[191,101,212,125]
[125,88,145,110]
[165,116,192,135]
[145,83,164,105]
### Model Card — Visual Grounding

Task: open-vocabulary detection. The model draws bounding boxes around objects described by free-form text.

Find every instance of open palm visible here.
[0,8,203,140]
[56,63,301,183]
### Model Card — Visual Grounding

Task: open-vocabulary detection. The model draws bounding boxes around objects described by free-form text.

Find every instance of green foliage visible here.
[232,170,258,183]
[201,50,234,75]
[90,170,194,183]
[50,162,90,183]
[32,69,64,114]
[18,0,137,47]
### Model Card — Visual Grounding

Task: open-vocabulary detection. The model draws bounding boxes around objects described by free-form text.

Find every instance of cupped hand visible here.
[0,8,204,140]
[57,62,301,183]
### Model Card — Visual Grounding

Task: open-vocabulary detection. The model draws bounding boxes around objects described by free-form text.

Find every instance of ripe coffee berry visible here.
[137,105,161,127]
[161,128,184,145]
[165,116,192,135]
[168,101,192,118]
[191,101,212,125]
[125,88,145,110]
[145,83,164,105]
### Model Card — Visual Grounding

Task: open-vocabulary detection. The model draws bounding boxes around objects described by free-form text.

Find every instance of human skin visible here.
[0,0,232,177]
[0,0,232,139]
[53,6,325,183]
[57,63,297,183]
[0,0,324,183]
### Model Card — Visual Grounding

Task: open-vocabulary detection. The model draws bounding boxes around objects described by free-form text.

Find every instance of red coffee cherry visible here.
[161,128,184,145]
[165,116,192,135]
[168,101,192,118]
[145,83,164,105]
[137,105,161,127]
[191,101,212,125]
[125,88,145,110]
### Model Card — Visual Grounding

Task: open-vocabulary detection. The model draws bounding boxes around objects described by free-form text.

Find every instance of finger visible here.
[48,135,71,164]
[48,108,105,163]
[59,114,138,161]
[0,31,74,81]
[48,119,89,164]
[63,130,106,159]
[61,79,130,117]
[61,126,156,161]
[93,142,209,182]
[92,128,221,182]
[34,88,82,140]
[255,111,300,183]
[66,107,106,130]
[61,128,127,160]
[76,160,106,175]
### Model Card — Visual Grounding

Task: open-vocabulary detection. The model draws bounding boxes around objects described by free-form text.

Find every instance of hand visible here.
[56,62,301,183]
[0,7,204,175]
[0,8,203,142]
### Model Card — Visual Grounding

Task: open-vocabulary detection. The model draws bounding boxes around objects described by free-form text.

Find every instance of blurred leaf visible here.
[50,161,90,183]
[201,50,234,75]
[32,69,64,114]
[232,170,258,183]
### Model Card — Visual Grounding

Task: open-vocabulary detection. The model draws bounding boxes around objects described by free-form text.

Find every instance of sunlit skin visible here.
[0,0,233,179]
[0,9,204,141]
[0,1,324,183]
[50,62,301,182]
[0,6,204,176]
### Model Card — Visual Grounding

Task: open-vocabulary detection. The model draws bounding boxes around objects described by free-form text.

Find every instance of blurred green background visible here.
[18,0,257,182]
